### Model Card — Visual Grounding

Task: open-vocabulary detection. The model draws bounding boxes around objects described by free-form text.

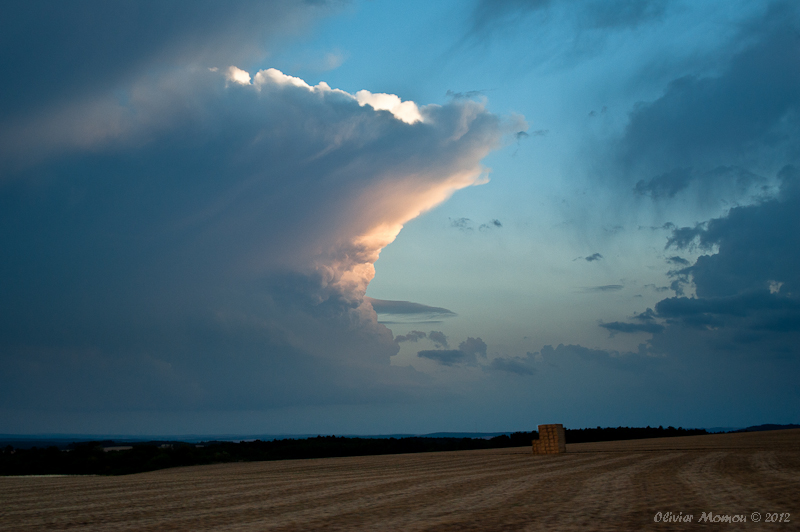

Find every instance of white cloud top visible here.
[355,90,423,124]
[252,67,310,89]
[226,66,251,85]
[231,66,424,124]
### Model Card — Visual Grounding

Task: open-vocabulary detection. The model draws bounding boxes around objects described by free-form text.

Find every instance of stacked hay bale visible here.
[532,423,566,454]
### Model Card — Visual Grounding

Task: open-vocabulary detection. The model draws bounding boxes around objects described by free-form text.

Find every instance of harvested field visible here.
[1,429,798,531]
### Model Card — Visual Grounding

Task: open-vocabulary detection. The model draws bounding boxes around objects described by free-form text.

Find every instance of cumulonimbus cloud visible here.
[0,60,523,416]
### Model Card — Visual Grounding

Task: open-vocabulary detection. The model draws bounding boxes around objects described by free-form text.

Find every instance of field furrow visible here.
[1,430,797,531]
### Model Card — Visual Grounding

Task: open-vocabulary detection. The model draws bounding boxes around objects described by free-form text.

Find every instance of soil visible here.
[1,429,798,531]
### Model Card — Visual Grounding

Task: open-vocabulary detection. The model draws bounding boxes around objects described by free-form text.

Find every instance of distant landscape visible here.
[3,424,797,477]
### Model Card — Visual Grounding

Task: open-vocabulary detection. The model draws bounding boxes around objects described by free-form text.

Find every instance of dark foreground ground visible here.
[1,429,797,531]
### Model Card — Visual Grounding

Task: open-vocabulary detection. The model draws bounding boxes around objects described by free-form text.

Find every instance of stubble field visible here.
[1,429,798,531]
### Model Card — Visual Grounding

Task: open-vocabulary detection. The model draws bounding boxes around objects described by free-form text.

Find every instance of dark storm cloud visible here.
[585,253,603,262]
[619,2,800,190]
[650,293,800,354]
[639,164,800,355]
[666,166,800,298]
[634,166,766,201]
[656,292,800,321]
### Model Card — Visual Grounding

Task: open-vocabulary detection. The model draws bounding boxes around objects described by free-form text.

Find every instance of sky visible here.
[1,0,798,435]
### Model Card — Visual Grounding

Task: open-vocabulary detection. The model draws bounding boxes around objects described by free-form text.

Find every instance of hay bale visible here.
[532,423,566,454]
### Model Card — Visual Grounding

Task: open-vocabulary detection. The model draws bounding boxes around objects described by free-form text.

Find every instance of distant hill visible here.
[0,432,512,450]
[737,424,800,432]
[415,432,511,440]
[4,424,797,455]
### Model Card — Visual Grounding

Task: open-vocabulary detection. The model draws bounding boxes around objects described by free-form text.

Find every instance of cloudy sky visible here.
[2,0,798,435]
